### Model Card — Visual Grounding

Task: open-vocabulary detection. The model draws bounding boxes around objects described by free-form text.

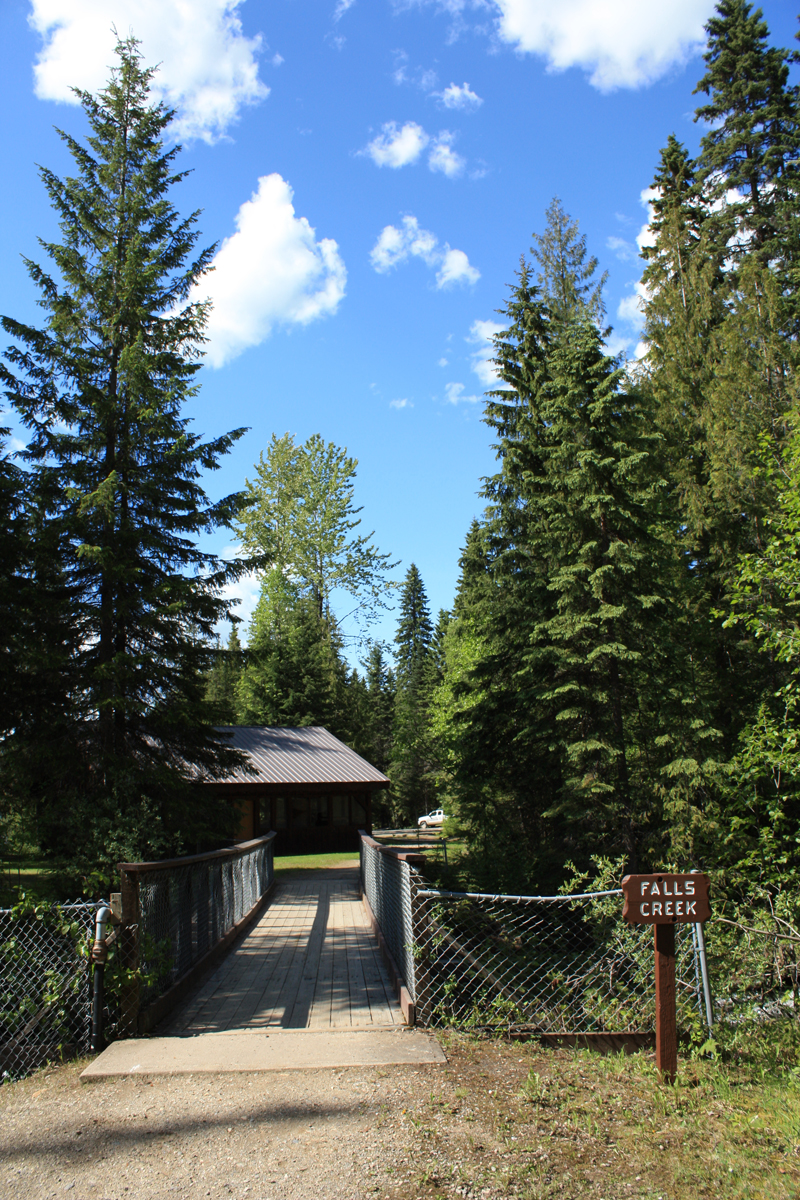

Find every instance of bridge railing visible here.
[118,832,276,1034]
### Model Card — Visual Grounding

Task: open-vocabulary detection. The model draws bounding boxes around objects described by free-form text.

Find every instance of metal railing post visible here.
[410,875,432,1025]
[691,869,714,1028]
[119,867,141,1036]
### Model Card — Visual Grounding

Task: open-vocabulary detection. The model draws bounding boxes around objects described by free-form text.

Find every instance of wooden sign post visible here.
[621,873,711,1084]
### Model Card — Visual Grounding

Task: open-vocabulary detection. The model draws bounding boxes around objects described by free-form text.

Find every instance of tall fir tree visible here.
[531,197,608,328]
[363,643,396,777]
[0,39,247,871]
[636,3,800,864]
[205,625,245,725]
[237,573,353,739]
[390,565,437,824]
[694,0,798,268]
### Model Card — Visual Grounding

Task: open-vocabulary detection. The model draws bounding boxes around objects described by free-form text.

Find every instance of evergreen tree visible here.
[433,231,675,887]
[490,305,668,867]
[364,643,396,777]
[390,565,437,824]
[0,40,247,870]
[694,0,798,266]
[635,5,800,864]
[206,625,244,725]
[531,196,608,327]
[237,573,352,738]
[719,420,800,889]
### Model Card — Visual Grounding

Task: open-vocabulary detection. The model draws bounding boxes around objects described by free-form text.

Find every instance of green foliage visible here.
[237,571,356,740]
[205,625,244,725]
[0,38,247,863]
[531,196,608,328]
[237,432,397,632]
[390,565,439,824]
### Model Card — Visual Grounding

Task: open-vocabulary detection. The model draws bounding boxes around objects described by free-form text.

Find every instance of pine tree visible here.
[634,6,800,864]
[364,643,396,778]
[237,573,351,737]
[531,196,608,328]
[390,565,437,824]
[694,0,798,266]
[0,39,247,869]
[206,625,244,725]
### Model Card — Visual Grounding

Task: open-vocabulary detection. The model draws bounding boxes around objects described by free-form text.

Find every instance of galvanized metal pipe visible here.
[90,904,111,1054]
[691,870,714,1028]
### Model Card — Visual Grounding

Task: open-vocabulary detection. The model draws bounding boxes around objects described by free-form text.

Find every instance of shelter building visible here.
[208,726,389,855]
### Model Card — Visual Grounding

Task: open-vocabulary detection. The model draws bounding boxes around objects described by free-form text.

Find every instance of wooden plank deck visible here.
[163,868,401,1033]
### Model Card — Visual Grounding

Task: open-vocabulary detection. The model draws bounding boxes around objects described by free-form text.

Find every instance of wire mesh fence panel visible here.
[134,836,275,1008]
[0,901,96,1081]
[703,911,799,1022]
[411,886,701,1034]
[360,836,416,1001]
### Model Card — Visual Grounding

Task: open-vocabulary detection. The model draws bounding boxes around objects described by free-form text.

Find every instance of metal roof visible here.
[212,726,390,787]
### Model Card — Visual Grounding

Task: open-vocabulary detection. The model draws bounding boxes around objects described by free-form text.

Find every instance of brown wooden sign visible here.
[621,872,711,1084]
[621,873,710,925]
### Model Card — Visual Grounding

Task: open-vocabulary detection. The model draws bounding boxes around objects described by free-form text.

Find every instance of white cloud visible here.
[606,235,639,263]
[637,187,658,252]
[361,122,468,175]
[445,382,480,405]
[438,357,449,367]
[617,281,649,331]
[28,0,269,143]
[218,557,260,639]
[468,318,504,386]
[390,398,413,408]
[604,331,632,359]
[493,0,710,90]
[437,247,479,287]
[428,131,465,177]
[370,217,438,272]
[334,0,356,19]
[370,216,479,289]
[437,81,483,109]
[192,174,346,368]
[362,121,429,168]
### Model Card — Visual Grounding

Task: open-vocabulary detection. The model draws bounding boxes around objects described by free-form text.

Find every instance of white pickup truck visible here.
[417,808,446,829]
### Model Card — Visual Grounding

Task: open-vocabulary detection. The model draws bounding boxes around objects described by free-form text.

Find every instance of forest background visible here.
[2,3,800,908]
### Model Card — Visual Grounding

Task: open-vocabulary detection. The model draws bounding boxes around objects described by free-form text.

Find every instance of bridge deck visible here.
[163,867,401,1033]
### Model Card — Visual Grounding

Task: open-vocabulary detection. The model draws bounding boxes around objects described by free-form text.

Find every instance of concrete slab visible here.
[80,1028,446,1079]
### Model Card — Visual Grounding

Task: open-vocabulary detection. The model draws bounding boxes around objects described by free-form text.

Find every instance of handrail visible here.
[117,831,276,874]
[358,829,426,866]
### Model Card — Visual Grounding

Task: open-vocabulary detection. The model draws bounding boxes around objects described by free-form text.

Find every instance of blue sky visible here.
[1,0,797,661]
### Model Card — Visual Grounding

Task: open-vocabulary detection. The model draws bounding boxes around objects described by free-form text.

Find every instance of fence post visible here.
[410,875,432,1026]
[119,866,141,1037]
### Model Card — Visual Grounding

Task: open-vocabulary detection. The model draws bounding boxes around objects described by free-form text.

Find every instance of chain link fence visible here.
[122,834,276,1014]
[411,884,702,1033]
[359,835,716,1034]
[0,900,97,1082]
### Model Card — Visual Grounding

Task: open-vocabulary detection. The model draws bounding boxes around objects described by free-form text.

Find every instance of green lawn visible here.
[273,850,359,876]
[0,857,65,906]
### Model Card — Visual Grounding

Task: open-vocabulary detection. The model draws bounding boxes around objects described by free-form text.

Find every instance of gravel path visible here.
[1,1058,442,1200]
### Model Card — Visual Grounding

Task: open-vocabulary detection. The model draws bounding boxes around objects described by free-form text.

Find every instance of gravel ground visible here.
[0,1058,441,1200]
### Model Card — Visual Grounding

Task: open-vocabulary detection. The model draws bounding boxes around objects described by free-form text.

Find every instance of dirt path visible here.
[3,1034,790,1200]
[1,1056,438,1200]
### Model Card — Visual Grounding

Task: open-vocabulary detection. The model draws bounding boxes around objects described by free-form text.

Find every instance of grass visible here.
[381,1030,800,1200]
[0,855,66,907]
[273,850,359,876]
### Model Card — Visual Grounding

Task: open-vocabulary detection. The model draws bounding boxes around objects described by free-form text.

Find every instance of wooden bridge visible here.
[161,866,401,1034]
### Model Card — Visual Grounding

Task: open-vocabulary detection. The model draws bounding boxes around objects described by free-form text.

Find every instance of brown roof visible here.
[212,726,389,788]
